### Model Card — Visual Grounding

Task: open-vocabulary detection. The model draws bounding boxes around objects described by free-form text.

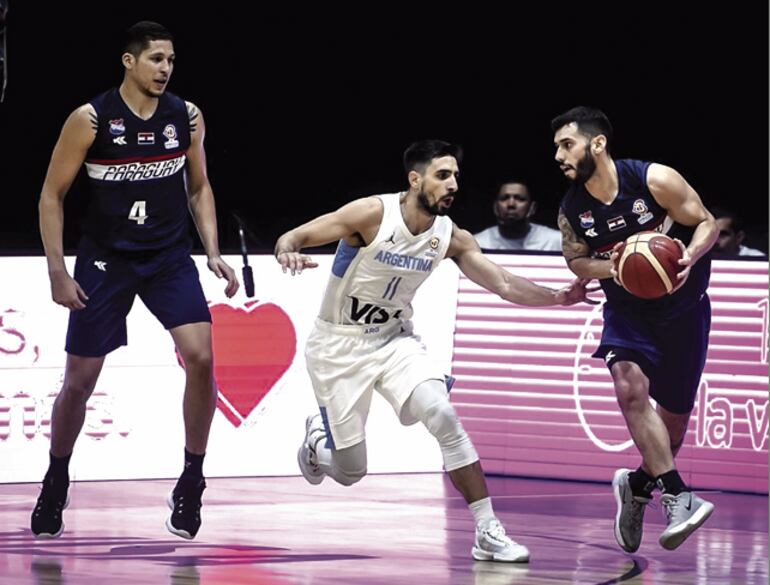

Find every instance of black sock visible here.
[45,452,71,484]
[656,469,688,496]
[181,449,205,479]
[628,467,655,498]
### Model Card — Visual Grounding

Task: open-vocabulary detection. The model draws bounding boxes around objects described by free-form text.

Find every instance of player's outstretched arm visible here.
[274,197,383,275]
[647,163,718,283]
[557,209,615,280]
[185,102,239,298]
[38,105,96,310]
[448,225,598,306]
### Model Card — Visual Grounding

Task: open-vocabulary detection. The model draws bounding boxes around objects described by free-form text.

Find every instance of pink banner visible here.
[451,256,768,494]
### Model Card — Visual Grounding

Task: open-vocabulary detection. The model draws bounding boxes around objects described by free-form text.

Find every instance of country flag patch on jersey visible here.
[607,216,627,231]
[137,132,155,145]
[109,119,125,135]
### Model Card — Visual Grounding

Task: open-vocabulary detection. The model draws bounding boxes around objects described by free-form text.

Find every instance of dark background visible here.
[1,2,767,254]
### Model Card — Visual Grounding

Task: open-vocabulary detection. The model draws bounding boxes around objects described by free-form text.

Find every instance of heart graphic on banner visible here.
[207,302,297,427]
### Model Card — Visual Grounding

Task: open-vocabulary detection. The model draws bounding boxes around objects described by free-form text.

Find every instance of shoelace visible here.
[660,495,679,521]
[174,481,205,511]
[34,499,63,518]
[34,485,66,517]
[174,494,202,520]
[483,520,507,542]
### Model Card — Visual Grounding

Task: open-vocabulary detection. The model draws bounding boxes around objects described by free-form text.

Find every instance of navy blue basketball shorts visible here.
[593,294,711,414]
[65,238,211,357]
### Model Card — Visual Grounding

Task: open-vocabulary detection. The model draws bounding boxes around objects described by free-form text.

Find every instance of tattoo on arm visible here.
[558,209,590,263]
[88,111,98,133]
[187,103,199,133]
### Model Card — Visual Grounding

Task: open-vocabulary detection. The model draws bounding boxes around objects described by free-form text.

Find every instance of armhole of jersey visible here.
[641,162,668,215]
[435,217,453,261]
[560,200,582,238]
[186,100,198,138]
[365,194,392,249]
[87,103,100,135]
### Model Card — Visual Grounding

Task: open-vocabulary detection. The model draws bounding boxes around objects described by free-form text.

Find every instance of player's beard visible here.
[417,188,450,216]
[140,84,164,98]
[574,144,597,183]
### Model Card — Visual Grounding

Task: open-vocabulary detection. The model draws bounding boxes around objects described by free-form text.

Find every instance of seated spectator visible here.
[711,206,766,257]
[474,180,561,251]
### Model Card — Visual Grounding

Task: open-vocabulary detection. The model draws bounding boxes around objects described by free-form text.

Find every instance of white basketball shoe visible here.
[297,414,327,485]
[472,518,530,563]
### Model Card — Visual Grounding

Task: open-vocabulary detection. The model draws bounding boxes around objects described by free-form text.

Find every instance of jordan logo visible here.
[94,261,107,272]
[385,231,396,245]
[604,350,616,363]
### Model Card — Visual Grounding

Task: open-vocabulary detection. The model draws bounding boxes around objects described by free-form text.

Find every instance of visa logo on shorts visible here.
[374,250,433,272]
[349,296,402,325]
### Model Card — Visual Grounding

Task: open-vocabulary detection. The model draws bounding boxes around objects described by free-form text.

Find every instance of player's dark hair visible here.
[403,139,463,174]
[551,106,613,153]
[124,21,174,57]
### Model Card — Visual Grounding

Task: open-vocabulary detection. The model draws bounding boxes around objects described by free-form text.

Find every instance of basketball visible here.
[617,232,683,299]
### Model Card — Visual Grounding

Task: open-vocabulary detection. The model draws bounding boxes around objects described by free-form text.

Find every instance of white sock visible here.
[469,497,495,526]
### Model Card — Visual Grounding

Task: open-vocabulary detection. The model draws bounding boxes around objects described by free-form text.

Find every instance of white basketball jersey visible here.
[318,193,453,327]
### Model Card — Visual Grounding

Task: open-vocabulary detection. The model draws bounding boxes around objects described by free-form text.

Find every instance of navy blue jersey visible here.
[82,88,192,252]
[560,159,711,317]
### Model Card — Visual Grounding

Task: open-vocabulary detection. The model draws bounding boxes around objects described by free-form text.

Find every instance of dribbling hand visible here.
[49,270,88,310]
[276,251,319,276]
[671,238,691,293]
[207,256,240,298]
[609,241,624,286]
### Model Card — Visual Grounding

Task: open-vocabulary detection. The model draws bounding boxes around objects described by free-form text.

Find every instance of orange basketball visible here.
[617,232,683,299]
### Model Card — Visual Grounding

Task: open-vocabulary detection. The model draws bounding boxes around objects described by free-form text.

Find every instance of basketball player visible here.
[552,106,718,552]
[275,139,596,563]
[32,22,238,540]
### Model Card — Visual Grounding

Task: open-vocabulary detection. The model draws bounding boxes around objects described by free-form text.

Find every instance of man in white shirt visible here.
[712,206,766,257]
[474,181,561,251]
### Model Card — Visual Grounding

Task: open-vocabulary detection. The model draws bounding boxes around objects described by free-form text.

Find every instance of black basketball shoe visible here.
[31,476,70,538]
[166,476,206,539]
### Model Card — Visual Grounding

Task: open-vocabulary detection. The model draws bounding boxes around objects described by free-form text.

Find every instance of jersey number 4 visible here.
[128,200,148,225]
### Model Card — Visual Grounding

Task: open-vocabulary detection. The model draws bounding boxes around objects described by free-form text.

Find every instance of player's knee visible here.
[60,379,97,404]
[331,461,367,486]
[423,402,478,471]
[330,445,367,486]
[615,388,646,412]
[181,347,213,372]
[612,375,647,411]
[423,400,459,441]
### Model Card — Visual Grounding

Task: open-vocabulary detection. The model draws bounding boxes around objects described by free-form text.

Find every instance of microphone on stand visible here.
[234,213,255,298]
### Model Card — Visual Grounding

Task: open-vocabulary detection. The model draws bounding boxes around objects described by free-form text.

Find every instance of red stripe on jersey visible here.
[85,150,185,165]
